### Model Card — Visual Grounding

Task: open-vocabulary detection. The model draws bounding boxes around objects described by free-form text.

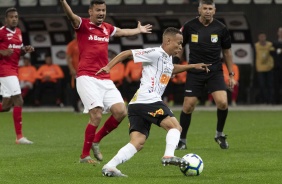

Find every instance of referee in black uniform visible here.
[174,0,235,150]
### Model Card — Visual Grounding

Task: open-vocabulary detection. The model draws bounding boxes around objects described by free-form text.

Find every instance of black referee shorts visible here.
[184,71,227,97]
[128,101,174,139]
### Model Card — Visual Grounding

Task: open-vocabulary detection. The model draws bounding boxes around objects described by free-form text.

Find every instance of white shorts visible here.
[0,76,21,97]
[76,76,124,113]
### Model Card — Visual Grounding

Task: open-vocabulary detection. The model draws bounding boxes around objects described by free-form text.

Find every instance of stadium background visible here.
[0,0,281,105]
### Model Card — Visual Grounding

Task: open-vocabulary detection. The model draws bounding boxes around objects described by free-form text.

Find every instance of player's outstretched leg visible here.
[102,165,127,177]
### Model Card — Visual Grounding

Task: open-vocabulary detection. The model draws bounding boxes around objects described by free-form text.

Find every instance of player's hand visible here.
[193,63,211,73]
[22,45,35,53]
[0,49,13,56]
[96,66,110,75]
[137,21,152,34]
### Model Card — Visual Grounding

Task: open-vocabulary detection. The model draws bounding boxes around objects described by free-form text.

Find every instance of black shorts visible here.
[184,71,226,97]
[128,101,174,139]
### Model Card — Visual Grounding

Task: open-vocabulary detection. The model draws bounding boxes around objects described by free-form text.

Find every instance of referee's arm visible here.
[222,48,235,88]
[222,48,233,74]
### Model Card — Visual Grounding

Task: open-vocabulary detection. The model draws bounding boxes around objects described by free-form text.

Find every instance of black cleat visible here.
[176,141,187,150]
[215,135,229,149]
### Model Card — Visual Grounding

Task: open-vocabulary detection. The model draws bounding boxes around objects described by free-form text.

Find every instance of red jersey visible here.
[0,26,23,77]
[75,18,116,79]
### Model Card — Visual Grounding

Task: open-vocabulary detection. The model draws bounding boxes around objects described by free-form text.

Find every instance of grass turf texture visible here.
[0,110,281,184]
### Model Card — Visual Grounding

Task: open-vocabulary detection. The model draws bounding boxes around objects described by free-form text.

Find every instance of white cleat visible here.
[102,165,127,177]
[16,137,33,144]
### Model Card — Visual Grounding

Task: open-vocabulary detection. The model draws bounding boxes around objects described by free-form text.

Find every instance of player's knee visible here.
[216,101,228,109]
[182,104,194,114]
[175,125,182,133]
[112,107,127,121]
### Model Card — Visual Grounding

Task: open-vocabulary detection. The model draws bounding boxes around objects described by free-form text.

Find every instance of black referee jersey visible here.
[181,17,232,73]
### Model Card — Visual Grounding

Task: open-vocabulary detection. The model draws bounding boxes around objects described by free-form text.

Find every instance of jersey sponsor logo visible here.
[191,34,198,43]
[148,108,164,117]
[88,35,109,42]
[134,49,155,56]
[89,27,95,30]
[185,90,192,93]
[8,43,23,49]
[211,34,218,43]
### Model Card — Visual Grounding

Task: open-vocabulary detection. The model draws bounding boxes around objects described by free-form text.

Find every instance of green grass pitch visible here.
[0,110,282,184]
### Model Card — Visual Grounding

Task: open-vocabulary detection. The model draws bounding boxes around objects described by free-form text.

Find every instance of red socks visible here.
[13,106,23,139]
[81,124,97,159]
[93,115,120,143]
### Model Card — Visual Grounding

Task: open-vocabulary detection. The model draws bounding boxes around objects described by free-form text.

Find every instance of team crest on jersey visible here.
[7,33,13,40]
[103,27,108,35]
[211,34,218,43]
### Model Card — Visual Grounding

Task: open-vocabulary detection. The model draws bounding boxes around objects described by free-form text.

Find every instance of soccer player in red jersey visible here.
[0,7,35,144]
[60,0,152,163]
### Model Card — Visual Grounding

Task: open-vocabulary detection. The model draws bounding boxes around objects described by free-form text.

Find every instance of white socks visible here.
[164,128,180,157]
[106,143,137,167]
[216,131,225,138]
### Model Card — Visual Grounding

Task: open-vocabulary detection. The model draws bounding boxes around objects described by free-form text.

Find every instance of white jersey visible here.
[129,46,174,104]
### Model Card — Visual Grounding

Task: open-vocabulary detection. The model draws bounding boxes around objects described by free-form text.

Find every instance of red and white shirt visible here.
[75,18,116,79]
[0,26,23,77]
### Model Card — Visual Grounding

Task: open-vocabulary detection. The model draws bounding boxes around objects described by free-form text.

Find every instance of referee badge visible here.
[211,34,218,43]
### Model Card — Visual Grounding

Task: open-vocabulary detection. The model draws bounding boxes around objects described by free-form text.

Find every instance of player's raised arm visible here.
[96,50,132,75]
[60,0,80,28]
[114,21,152,37]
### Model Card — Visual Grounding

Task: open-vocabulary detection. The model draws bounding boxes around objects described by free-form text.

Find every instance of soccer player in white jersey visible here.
[0,7,34,144]
[96,27,210,177]
[60,0,152,163]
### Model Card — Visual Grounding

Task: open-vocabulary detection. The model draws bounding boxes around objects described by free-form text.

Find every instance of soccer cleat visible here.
[91,143,103,161]
[16,137,33,144]
[175,141,187,150]
[215,135,229,149]
[79,156,99,165]
[102,165,128,177]
[161,156,189,168]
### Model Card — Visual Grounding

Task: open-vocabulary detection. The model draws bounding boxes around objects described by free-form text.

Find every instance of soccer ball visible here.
[180,153,204,176]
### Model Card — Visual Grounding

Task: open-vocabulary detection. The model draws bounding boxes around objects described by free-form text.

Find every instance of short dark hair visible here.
[5,7,17,17]
[199,0,215,6]
[163,27,182,37]
[90,0,105,8]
